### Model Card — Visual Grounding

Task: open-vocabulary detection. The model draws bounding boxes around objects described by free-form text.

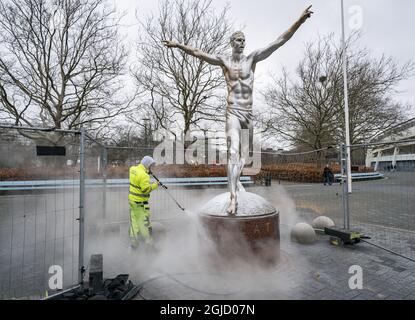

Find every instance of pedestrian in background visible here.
[323,164,334,186]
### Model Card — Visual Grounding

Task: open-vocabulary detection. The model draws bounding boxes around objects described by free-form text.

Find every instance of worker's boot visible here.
[130,238,139,250]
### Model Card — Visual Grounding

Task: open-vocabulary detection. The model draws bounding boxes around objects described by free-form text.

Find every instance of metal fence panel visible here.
[347,140,415,260]
[91,146,344,236]
[259,148,344,227]
[0,127,80,299]
[11,127,415,298]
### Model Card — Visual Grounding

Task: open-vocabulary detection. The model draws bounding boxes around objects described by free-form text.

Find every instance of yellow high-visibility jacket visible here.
[128,164,158,202]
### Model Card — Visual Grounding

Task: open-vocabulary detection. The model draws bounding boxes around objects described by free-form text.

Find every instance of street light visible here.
[341,0,352,193]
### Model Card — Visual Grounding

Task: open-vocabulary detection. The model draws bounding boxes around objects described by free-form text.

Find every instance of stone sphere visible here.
[312,216,335,230]
[291,222,317,244]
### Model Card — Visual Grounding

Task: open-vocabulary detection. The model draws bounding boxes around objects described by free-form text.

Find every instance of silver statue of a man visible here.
[163,5,313,215]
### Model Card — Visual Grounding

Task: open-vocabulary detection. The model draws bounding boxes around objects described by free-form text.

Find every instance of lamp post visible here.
[341,0,352,193]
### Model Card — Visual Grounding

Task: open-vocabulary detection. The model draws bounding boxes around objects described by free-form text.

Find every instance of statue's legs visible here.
[226,114,249,215]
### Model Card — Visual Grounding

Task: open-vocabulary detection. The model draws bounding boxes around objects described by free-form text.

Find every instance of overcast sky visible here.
[114,0,415,117]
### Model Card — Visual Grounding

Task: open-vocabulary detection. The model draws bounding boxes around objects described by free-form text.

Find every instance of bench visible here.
[333,172,384,182]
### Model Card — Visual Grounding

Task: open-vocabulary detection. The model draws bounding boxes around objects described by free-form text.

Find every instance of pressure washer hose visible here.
[124,271,244,300]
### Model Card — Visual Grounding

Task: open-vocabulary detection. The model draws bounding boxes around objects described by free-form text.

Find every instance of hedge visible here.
[0,163,373,183]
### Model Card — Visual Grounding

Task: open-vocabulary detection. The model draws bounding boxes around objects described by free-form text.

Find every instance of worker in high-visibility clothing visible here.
[129,156,159,248]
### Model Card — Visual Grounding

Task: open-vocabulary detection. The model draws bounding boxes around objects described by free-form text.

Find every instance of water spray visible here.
[150,172,186,212]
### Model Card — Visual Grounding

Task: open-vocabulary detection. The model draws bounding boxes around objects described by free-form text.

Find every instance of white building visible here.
[366,118,415,171]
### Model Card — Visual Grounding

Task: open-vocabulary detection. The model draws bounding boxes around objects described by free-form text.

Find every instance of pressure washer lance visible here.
[150,172,186,212]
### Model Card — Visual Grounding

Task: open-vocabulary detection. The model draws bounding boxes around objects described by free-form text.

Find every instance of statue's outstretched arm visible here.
[251,5,313,63]
[162,40,223,66]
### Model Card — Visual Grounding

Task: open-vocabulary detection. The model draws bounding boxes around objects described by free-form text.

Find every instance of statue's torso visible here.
[221,55,255,118]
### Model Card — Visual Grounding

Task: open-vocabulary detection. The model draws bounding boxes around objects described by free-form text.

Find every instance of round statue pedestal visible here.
[199,192,280,267]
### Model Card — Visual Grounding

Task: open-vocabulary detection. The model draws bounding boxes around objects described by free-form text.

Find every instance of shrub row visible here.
[0,163,373,183]
[0,167,79,181]
[255,164,340,183]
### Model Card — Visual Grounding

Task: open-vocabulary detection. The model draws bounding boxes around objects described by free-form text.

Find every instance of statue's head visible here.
[230,31,245,54]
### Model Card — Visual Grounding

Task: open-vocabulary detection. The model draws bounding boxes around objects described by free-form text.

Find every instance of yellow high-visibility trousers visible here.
[129,200,152,247]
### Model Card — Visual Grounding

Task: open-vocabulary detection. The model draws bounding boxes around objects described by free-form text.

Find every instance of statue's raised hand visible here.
[162,40,178,48]
[300,5,313,23]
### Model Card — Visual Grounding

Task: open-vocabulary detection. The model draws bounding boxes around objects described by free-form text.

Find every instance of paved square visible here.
[94,217,415,300]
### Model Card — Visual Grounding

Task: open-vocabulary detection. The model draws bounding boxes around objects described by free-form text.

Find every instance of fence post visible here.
[102,146,107,220]
[78,127,86,284]
[340,143,350,230]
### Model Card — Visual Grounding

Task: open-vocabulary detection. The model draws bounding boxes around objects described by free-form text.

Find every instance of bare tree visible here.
[133,0,232,138]
[126,87,176,140]
[261,33,413,150]
[0,0,130,142]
